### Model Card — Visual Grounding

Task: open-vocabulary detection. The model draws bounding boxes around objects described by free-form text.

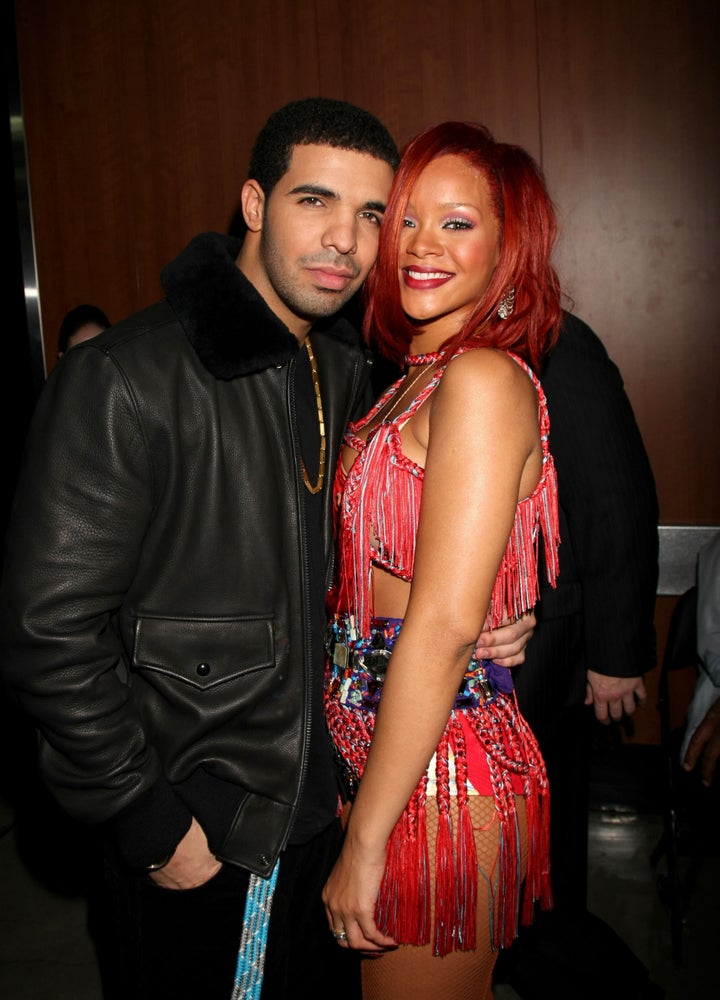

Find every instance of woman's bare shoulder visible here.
[441,347,532,397]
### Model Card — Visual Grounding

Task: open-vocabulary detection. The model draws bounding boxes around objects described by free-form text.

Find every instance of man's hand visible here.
[683,697,720,786]
[149,817,222,890]
[474,611,536,667]
[585,670,647,723]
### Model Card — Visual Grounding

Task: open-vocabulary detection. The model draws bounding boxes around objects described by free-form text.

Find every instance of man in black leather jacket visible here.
[0,98,399,1000]
[1,99,535,998]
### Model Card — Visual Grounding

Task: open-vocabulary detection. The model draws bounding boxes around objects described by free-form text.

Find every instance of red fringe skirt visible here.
[324,651,552,957]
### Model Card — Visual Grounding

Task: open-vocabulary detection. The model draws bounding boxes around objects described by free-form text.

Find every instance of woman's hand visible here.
[322,832,397,953]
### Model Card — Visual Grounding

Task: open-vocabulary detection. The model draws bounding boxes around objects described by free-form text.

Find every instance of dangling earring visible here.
[497,286,516,320]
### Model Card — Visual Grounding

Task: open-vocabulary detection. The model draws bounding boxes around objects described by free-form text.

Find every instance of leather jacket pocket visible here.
[132,614,274,690]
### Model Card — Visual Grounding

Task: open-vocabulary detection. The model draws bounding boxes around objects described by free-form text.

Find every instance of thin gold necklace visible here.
[301,337,326,495]
[380,359,440,424]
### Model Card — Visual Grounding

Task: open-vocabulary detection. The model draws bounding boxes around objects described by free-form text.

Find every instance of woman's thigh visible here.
[362,795,528,1000]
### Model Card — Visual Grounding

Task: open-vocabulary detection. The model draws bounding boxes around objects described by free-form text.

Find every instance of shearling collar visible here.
[161,231,299,379]
[161,231,360,380]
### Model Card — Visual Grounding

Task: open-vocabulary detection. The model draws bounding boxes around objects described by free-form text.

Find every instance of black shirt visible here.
[289,343,339,843]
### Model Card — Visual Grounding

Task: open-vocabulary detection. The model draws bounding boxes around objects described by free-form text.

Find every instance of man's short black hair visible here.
[248,97,399,196]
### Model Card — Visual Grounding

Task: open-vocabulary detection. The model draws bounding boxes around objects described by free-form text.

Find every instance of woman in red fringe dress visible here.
[322,121,563,1000]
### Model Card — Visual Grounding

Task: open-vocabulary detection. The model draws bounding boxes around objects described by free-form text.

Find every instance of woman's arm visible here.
[323,349,541,950]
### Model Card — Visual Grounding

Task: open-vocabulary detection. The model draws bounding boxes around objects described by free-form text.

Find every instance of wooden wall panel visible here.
[538,0,720,524]
[15,0,542,370]
[310,0,541,152]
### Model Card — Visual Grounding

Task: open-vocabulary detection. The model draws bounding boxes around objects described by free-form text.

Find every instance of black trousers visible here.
[93,818,361,1000]
[511,610,590,912]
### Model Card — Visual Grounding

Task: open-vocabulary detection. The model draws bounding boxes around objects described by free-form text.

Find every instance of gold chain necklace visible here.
[300,337,326,495]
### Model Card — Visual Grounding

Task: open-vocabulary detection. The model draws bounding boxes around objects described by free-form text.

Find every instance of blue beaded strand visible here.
[231,858,280,1000]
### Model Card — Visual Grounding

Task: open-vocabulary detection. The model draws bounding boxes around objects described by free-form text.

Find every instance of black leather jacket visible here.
[0,233,373,875]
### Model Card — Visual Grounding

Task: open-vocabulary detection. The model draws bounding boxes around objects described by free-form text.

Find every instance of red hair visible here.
[363,122,562,371]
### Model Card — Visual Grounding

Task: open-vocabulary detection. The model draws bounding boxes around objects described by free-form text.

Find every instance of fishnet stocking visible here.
[361,796,528,1000]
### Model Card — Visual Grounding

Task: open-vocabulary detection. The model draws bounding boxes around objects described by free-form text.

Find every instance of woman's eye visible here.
[444,218,473,230]
[402,217,415,228]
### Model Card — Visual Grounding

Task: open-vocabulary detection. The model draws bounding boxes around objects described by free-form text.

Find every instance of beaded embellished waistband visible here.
[325,613,510,711]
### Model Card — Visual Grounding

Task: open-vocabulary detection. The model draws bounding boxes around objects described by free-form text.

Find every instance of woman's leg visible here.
[362,796,528,1000]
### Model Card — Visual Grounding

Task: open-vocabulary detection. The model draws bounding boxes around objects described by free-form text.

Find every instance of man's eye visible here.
[299,196,323,206]
[360,211,382,226]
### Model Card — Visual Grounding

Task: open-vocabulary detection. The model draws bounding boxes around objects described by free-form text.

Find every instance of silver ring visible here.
[332,929,348,941]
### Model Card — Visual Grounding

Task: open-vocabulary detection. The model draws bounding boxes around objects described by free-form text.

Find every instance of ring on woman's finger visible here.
[332,928,348,941]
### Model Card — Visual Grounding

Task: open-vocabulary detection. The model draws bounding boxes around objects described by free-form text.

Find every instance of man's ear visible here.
[241,179,265,233]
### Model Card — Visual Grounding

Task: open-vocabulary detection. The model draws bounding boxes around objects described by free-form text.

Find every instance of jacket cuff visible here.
[111,777,193,870]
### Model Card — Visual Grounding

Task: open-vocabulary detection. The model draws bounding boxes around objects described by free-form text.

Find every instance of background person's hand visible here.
[585,670,647,723]
[683,697,720,786]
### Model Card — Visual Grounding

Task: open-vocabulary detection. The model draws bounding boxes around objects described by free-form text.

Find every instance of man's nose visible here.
[321,215,358,255]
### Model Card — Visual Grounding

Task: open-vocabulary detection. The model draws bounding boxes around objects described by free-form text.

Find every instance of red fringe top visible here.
[332,350,560,635]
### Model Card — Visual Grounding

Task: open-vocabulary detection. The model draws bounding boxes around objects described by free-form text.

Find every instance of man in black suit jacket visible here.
[495,312,661,996]
[522,311,658,901]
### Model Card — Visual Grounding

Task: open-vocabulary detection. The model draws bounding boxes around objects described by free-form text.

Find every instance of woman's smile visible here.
[402,265,454,290]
